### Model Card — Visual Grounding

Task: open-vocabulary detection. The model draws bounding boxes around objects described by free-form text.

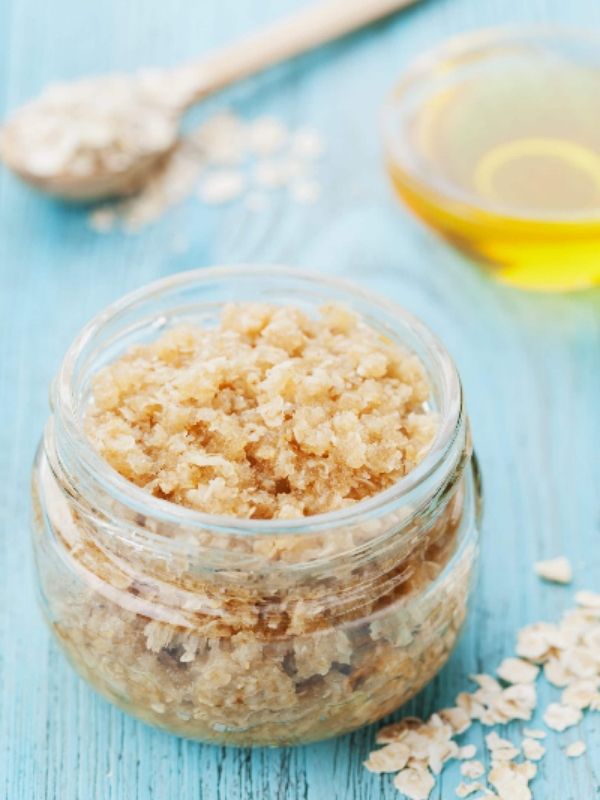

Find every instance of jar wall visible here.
[32,443,479,747]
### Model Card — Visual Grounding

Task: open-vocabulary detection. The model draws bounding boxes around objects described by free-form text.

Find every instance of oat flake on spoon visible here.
[0,74,182,201]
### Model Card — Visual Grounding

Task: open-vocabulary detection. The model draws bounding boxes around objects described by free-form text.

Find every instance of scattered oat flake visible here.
[497,657,539,684]
[565,740,586,758]
[563,646,597,679]
[439,707,471,734]
[543,702,583,731]
[289,178,320,204]
[253,158,299,188]
[363,741,411,773]
[544,657,571,687]
[291,126,324,159]
[191,110,246,164]
[523,728,546,740]
[367,592,600,798]
[534,556,572,584]
[516,624,554,662]
[393,765,435,800]
[485,732,519,760]
[522,737,545,761]
[561,680,599,710]
[86,110,326,230]
[470,674,502,694]
[376,717,423,744]
[456,782,485,797]
[575,590,600,608]
[247,116,287,156]
[89,207,116,233]
[198,170,245,204]
[460,760,485,779]
[488,761,535,800]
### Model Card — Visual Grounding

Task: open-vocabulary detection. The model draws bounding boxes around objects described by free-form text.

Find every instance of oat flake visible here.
[497,657,539,684]
[488,761,536,800]
[522,737,545,761]
[575,590,600,609]
[364,741,411,773]
[393,766,435,800]
[198,170,245,204]
[460,760,485,779]
[523,728,546,740]
[458,744,477,760]
[485,731,520,761]
[534,556,573,584]
[456,782,485,797]
[561,680,599,710]
[543,702,583,732]
[565,740,586,758]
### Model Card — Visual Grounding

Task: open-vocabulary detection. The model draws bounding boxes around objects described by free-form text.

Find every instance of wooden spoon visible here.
[0,0,419,202]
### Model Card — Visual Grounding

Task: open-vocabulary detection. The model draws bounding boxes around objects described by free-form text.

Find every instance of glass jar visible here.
[31,267,482,747]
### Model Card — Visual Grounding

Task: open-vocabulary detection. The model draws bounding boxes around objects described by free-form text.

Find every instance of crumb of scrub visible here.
[534,556,573,584]
[86,302,437,519]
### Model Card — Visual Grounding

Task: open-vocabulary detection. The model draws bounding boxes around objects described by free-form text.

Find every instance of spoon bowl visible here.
[0,0,418,202]
[0,74,180,201]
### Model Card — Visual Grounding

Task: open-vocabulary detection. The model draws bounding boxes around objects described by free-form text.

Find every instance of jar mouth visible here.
[53,265,463,536]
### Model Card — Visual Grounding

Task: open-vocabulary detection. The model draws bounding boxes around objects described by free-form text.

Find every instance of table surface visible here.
[1,0,599,798]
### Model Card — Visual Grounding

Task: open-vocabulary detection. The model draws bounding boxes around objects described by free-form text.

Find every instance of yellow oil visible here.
[388,56,600,291]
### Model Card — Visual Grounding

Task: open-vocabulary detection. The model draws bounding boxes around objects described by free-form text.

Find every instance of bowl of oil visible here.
[383,26,600,292]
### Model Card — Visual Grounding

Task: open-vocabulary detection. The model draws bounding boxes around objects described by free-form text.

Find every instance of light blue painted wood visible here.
[0,0,599,798]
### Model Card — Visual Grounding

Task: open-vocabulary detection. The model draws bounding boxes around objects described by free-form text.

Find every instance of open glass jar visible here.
[31,267,481,746]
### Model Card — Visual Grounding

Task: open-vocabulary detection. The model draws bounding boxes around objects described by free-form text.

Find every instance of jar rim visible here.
[53,265,463,536]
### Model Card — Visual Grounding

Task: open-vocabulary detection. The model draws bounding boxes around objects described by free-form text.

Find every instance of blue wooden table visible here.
[1,0,599,798]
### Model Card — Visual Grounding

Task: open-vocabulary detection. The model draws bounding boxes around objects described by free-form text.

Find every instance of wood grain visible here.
[0,0,599,798]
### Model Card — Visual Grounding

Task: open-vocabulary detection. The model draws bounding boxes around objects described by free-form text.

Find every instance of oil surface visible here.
[389,56,600,291]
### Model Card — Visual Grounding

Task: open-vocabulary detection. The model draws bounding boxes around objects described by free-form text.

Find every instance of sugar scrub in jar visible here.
[31,267,481,746]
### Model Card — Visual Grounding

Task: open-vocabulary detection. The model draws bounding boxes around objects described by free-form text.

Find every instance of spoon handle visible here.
[175,0,421,107]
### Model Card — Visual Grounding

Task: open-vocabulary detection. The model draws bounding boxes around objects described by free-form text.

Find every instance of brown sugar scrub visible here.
[86,302,437,519]
[31,267,481,746]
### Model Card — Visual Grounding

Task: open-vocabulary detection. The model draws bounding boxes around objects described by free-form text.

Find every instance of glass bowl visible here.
[383,26,600,292]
